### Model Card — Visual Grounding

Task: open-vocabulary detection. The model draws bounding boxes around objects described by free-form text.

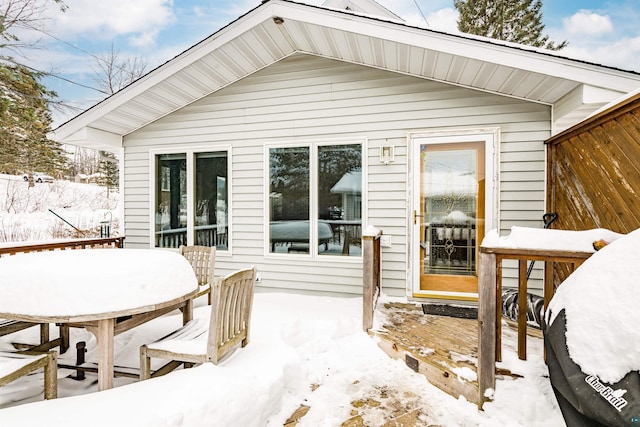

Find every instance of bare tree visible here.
[91,43,149,95]
[70,146,99,176]
[0,0,68,62]
[84,45,148,191]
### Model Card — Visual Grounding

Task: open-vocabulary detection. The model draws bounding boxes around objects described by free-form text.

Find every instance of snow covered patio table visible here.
[0,249,198,391]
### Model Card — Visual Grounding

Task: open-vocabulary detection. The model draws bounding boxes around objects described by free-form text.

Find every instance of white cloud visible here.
[425,8,459,33]
[129,30,161,48]
[376,0,452,18]
[546,4,640,73]
[401,11,429,28]
[562,10,613,37]
[399,7,459,33]
[51,0,175,46]
[558,35,640,73]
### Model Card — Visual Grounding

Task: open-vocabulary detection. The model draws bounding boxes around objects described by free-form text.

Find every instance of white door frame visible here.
[408,128,500,299]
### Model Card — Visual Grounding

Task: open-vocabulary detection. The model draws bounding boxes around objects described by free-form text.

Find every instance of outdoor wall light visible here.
[273,16,284,25]
[380,145,395,165]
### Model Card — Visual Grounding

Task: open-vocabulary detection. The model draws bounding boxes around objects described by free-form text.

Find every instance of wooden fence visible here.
[546,92,640,286]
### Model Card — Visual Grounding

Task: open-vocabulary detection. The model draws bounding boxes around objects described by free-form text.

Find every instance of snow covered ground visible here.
[0,292,565,426]
[0,174,118,242]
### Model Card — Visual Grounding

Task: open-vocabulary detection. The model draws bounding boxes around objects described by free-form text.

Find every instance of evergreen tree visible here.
[0,63,67,178]
[98,151,119,196]
[454,0,567,50]
[0,0,69,181]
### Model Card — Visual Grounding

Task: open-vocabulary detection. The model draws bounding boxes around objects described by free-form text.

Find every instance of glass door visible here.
[415,141,486,301]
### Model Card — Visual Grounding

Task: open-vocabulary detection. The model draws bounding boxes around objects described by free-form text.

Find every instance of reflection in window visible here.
[195,152,228,249]
[319,144,362,256]
[155,151,228,249]
[268,143,362,256]
[155,153,187,248]
[423,148,478,276]
[269,147,310,253]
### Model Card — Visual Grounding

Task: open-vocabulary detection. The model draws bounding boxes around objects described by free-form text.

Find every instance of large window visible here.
[154,150,228,249]
[268,142,362,257]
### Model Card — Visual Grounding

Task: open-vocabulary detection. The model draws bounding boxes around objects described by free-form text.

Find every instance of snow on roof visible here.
[330,171,361,194]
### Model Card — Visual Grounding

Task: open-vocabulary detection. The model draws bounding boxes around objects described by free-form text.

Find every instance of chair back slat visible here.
[179,245,216,286]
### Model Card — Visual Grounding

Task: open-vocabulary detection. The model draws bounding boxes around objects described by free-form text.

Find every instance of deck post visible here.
[477,244,593,408]
[477,249,496,408]
[517,259,528,359]
[362,230,381,331]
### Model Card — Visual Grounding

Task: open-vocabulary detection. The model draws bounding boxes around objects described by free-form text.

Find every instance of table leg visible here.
[183,298,194,325]
[342,228,351,255]
[96,318,115,391]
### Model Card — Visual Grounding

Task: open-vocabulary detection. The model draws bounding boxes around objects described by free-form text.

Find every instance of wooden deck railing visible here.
[0,237,125,256]
[477,246,592,407]
[362,231,381,331]
[155,225,228,249]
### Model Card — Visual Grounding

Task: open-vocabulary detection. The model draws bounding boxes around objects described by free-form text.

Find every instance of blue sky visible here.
[15,0,640,126]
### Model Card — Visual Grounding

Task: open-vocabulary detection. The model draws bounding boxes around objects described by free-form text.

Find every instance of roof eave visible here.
[51,0,640,146]
[51,1,278,144]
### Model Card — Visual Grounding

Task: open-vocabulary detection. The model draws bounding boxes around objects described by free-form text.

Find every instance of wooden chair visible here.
[0,351,57,399]
[140,266,256,380]
[179,245,216,305]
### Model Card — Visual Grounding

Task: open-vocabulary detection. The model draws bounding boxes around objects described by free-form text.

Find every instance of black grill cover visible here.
[545,309,640,426]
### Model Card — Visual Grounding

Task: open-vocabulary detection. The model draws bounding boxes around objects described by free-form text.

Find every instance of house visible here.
[50,0,640,302]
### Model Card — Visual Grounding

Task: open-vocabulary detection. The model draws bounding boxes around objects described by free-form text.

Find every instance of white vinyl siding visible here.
[122,53,550,297]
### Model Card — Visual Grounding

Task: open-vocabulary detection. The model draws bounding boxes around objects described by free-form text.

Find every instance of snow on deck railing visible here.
[0,237,125,256]
[481,226,624,252]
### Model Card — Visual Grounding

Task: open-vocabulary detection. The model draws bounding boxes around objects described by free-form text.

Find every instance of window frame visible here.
[264,138,366,259]
[149,145,232,252]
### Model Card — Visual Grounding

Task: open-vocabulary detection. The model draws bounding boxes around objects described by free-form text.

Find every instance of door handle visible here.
[414,210,423,224]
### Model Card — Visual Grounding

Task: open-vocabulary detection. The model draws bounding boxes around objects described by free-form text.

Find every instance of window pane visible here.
[318,144,362,256]
[155,153,187,248]
[195,152,228,249]
[422,146,480,277]
[269,147,310,253]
